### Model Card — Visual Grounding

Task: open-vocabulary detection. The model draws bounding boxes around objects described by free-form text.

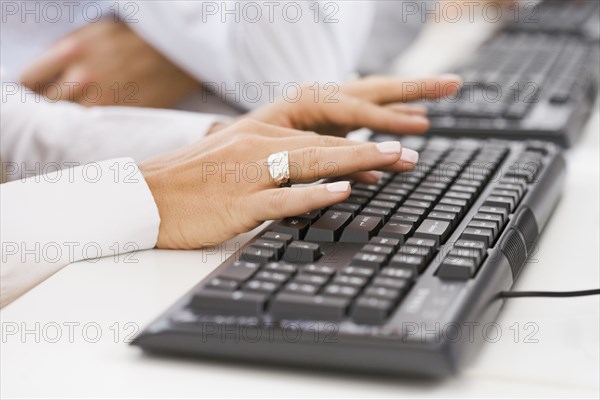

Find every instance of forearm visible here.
[1,88,223,181]
[125,1,375,109]
[0,158,159,308]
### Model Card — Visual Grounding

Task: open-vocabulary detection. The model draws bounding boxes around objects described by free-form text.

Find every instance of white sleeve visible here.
[0,158,160,308]
[125,1,374,109]
[0,85,223,181]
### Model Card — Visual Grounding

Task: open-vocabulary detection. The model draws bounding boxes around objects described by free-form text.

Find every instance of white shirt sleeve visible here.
[125,1,374,109]
[0,85,224,181]
[0,158,160,308]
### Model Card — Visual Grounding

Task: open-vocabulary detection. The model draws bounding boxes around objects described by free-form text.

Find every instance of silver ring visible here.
[267,151,291,187]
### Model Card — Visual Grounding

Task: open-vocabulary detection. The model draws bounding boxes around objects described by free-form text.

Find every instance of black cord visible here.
[499,289,600,299]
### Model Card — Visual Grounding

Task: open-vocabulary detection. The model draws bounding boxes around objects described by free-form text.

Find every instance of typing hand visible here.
[221,75,462,137]
[20,19,199,108]
[140,120,419,249]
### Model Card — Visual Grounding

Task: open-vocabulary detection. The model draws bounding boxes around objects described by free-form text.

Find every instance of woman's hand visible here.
[20,19,199,108]
[236,75,462,137]
[140,120,420,249]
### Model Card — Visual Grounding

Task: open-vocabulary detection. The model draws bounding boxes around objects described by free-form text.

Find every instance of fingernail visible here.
[327,181,350,193]
[400,148,419,164]
[367,171,384,182]
[376,141,402,154]
[407,115,429,124]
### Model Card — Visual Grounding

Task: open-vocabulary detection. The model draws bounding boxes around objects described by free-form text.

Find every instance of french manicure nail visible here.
[367,171,384,183]
[376,141,402,154]
[327,181,350,193]
[400,148,419,164]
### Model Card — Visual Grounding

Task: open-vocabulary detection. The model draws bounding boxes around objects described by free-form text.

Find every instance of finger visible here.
[20,38,81,90]
[235,119,318,138]
[307,96,430,135]
[347,171,384,184]
[43,66,91,103]
[282,141,419,184]
[250,181,352,222]
[342,75,463,104]
[385,103,428,116]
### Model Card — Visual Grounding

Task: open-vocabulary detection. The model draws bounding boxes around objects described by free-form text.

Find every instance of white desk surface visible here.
[2,24,600,400]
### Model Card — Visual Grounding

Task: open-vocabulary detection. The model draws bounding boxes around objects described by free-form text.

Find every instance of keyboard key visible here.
[262,231,293,246]
[369,236,401,250]
[301,264,336,276]
[453,239,487,259]
[468,220,498,238]
[305,211,352,242]
[341,266,375,278]
[460,227,494,247]
[293,274,329,286]
[273,217,310,240]
[371,276,411,290]
[352,297,395,324]
[483,196,515,213]
[323,284,359,298]
[361,244,394,258]
[351,189,375,199]
[283,241,322,263]
[255,271,291,284]
[409,193,438,203]
[414,219,452,245]
[437,257,480,280]
[439,197,468,209]
[240,246,278,263]
[398,245,433,261]
[428,211,458,226]
[191,289,268,316]
[472,213,504,228]
[206,278,239,291]
[448,247,483,265]
[270,293,350,321]
[389,254,426,274]
[332,275,368,287]
[243,280,280,293]
[380,268,414,280]
[495,183,525,198]
[362,207,393,221]
[330,202,362,217]
[405,237,437,249]
[445,191,473,203]
[364,286,401,301]
[390,214,420,225]
[353,183,381,192]
[218,261,260,281]
[340,215,383,243]
[380,187,409,197]
[347,195,370,206]
[253,239,285,259]
[264,262,298,274]
[396,206,427,222]
[296,210,322,223]
[433,204,464,216]
[352,252,387,270]
[378,222,413,241]
[282,282,320,295]
[404,199,432,211]
[368,200,396,210]
[374,193,405,204]
[478,206,508,224]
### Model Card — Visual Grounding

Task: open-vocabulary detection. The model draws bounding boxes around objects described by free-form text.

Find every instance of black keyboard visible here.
[423,2,599,147]
[506,0,600,41]
[132,135,565,376]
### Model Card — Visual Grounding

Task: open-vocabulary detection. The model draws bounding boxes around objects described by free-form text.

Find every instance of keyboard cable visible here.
[499,289,600,299]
